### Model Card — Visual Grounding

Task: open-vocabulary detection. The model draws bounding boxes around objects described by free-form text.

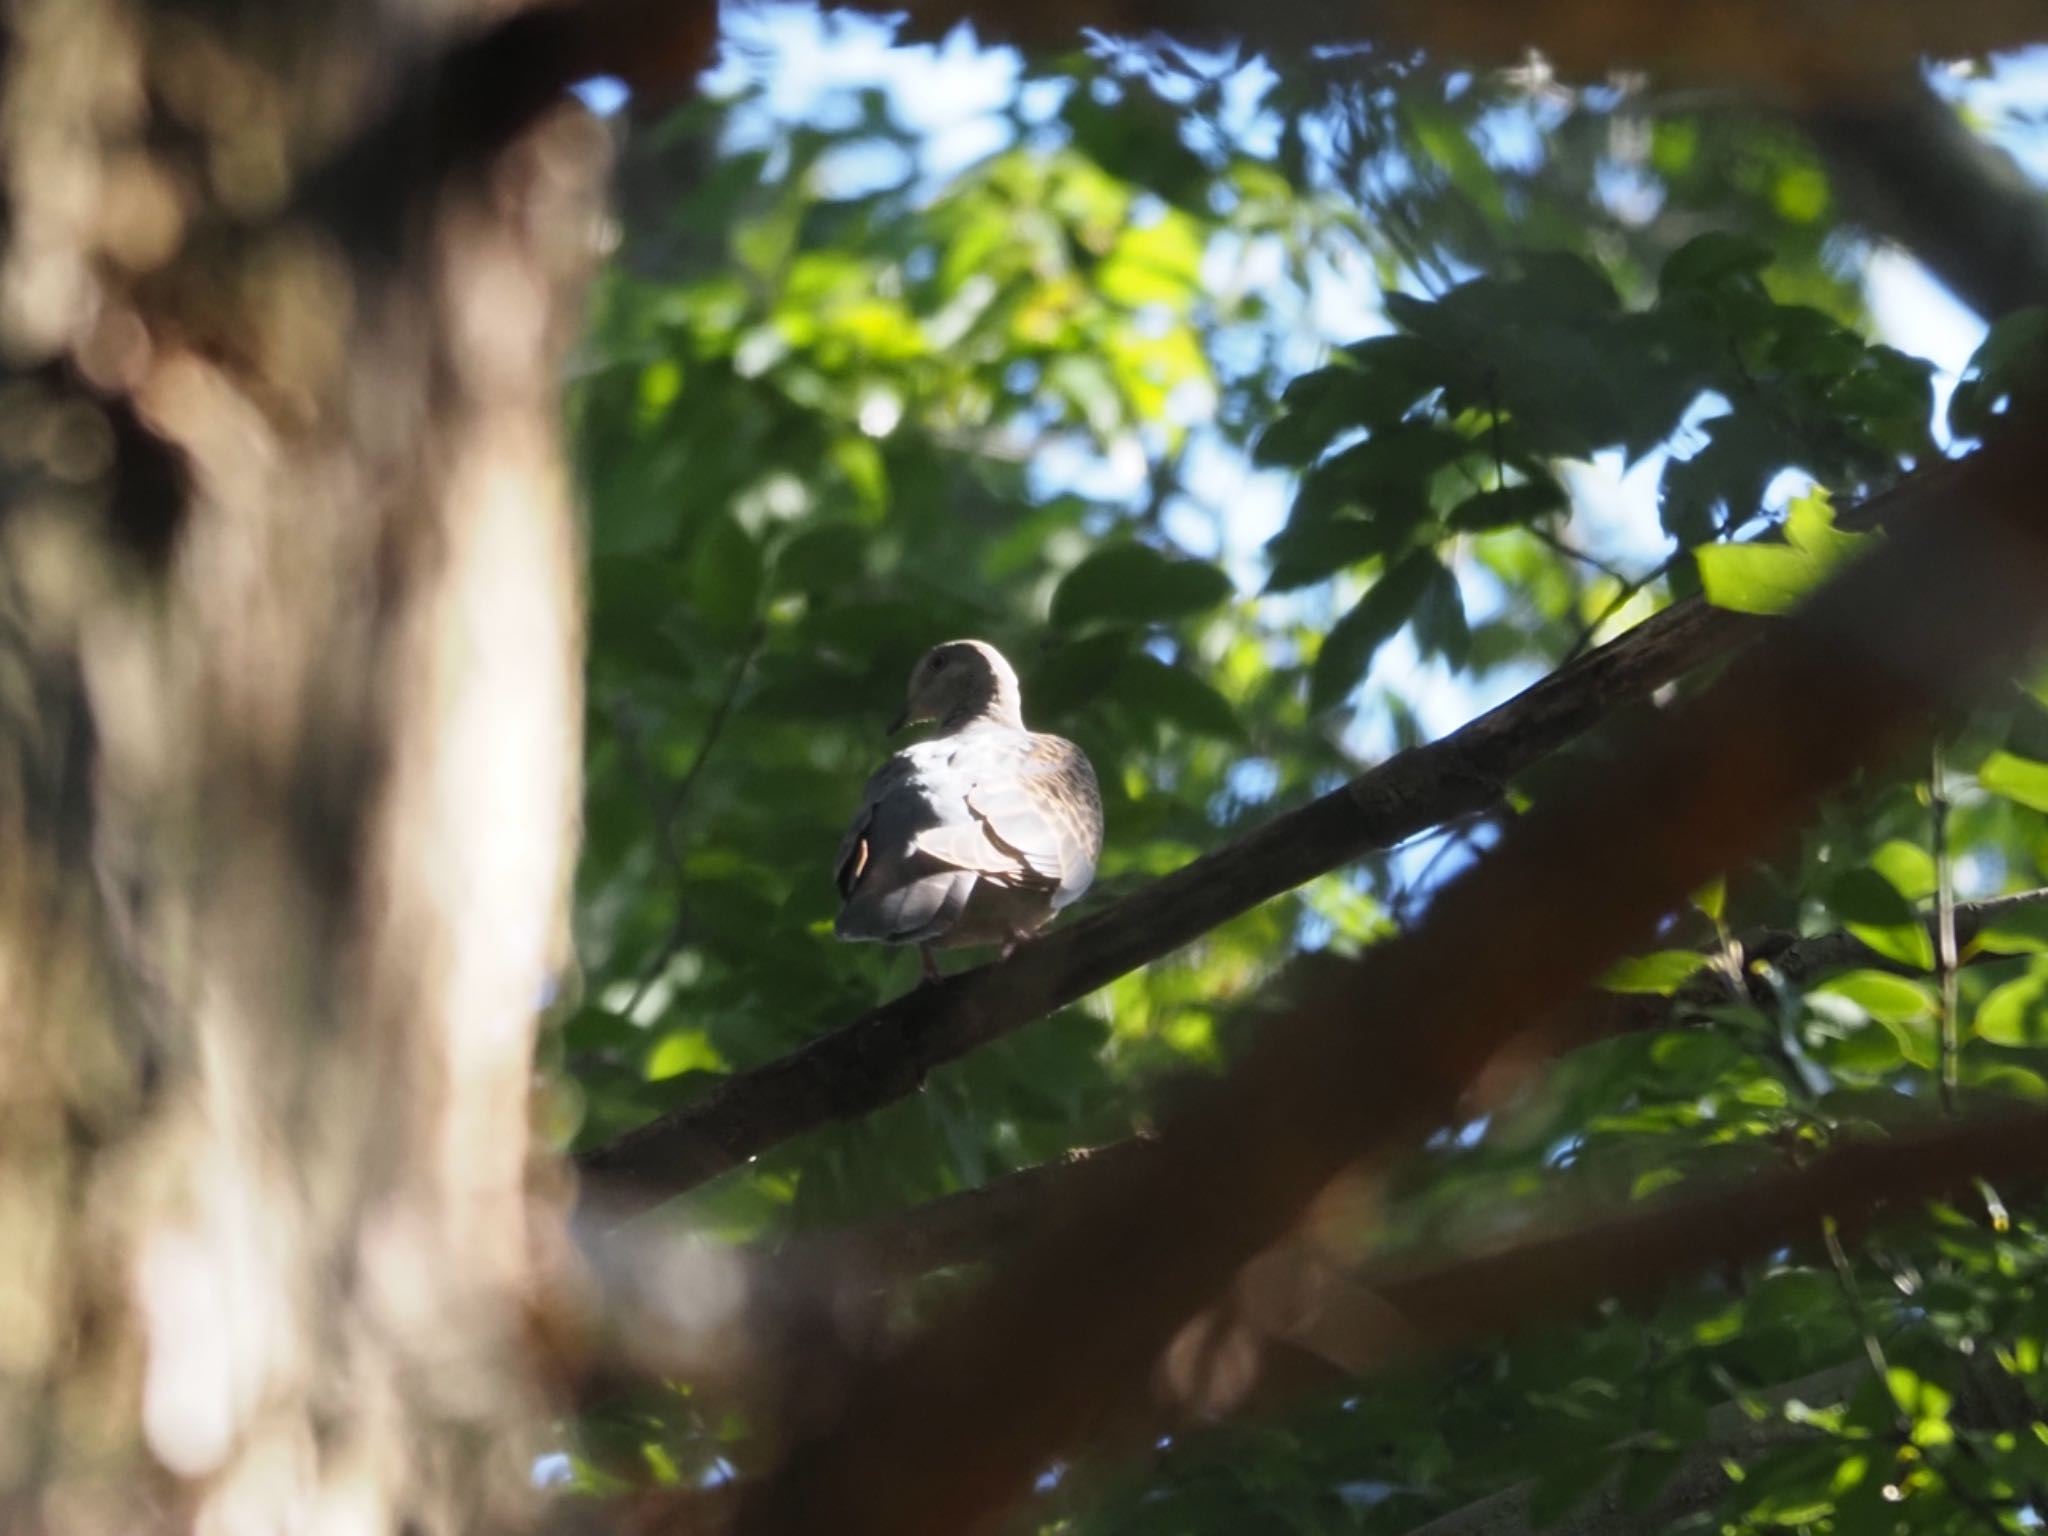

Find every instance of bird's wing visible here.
[835,752,984,944]
[957,732,1103,908]
[834,755,914,898]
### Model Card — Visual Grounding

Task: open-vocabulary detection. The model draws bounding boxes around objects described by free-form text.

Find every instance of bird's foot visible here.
[918,946,942,985]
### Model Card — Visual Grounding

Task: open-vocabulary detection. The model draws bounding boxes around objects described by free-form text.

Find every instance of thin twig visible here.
[1814,1212,2010,1536]
[607,697,691,899]
[1822,1214,1899,1416]
[609,624,766,1019]
[1557,542,1693,665]
[1388,808,1500,927]
[1527,522,1636,588]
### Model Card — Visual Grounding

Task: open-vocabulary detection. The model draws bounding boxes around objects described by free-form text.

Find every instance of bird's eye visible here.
[930,654,949,672]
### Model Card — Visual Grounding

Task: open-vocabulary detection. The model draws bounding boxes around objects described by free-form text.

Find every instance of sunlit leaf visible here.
[1601,950,1708,996]
[1979,750,2048,814]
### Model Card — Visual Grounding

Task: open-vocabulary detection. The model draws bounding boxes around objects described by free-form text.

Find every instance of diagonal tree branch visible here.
[575,453,1984,1211]
[570,885,2048,1410]
[574,592,1728,1205]
[591,1096,2048,1536]
[1805,73,2048,324]
[574,1101,2048,1502]
[726,414,2048,1536]
[839,880,2048,1270]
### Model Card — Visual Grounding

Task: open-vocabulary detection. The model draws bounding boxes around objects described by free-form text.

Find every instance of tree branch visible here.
[594,885,2048,1340]
[726,414,2048,1536]
[1804,74,2048,323]
[575,454,1988,1211]
[591,1098,2048,1535]
[577,1098,2048,1497]
[575,594,1728,1205]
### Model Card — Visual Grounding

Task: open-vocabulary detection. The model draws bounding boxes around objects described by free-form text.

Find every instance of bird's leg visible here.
[919,945,941,984]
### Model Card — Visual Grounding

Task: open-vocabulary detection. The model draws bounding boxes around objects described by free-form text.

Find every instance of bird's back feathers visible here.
[834,721,1102,949]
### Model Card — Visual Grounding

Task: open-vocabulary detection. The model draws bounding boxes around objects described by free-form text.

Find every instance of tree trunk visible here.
[0,3,602,1530]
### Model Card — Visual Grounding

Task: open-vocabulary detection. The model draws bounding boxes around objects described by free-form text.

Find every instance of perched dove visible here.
[834,639,1103,980]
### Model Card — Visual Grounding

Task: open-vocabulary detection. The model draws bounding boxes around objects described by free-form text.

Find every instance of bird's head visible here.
[890,639,1024,734]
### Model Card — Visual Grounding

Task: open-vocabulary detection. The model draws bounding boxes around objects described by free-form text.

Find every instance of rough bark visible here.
[0,3,613,1530]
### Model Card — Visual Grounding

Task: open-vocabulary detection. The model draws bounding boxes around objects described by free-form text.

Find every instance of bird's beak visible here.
[886,707,910,736]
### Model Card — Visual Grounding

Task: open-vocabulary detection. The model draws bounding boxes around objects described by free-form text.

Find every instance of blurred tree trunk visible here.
[0,2,604,1530]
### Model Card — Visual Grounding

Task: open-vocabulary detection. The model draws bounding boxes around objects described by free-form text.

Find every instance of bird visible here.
[833,639,1103,982]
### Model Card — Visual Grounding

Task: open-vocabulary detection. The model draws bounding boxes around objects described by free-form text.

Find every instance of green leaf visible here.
[1514,250,1623,323]
[1632,1166,1685,1199]
[1813,970,1935,1024]
[1695,542,1814,615]
[692,513,764,636]
[1064,84,1210,210]
[1660,409,1800,549]
[1693,877,1727,924]
[1659,231,1772,296]
[1825,867,1918,929]
[1824,867,1934,971]
[646,1029,727,1082]
[1030,631,1133,718]
[1254,348,1438,467]
[1412,560,1470,666]
[1968,899,2048,957]
[1980,750,2048,814]
[1051,544,1233,629]
[774,523,868,594]
[1264,517,1389,592]
[1114,654,1244,741]
[1601,950,1708,996]
[1446,478,1567,533]
[1869,839,1936,901]
[1381,290,1441,336]
[1747,1268,1835,1326]
[1885,1366,1952,1425]
[1696,495,1868,616]
[1252,406,1337,469]
[1290,422,1472,530]
[561,1006,645,1058]
[1309,552,1438,712]
[1975,972,2048,1046]
[1783,490,1869,562]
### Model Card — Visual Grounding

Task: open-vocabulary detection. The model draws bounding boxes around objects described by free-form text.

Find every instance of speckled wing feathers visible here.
[833,726,1102,948]
[960,733,1101,909]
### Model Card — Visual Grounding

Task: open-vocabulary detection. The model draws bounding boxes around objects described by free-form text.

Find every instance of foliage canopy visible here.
[558,22,2048,1536]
